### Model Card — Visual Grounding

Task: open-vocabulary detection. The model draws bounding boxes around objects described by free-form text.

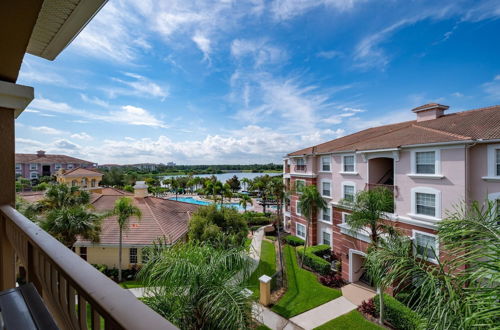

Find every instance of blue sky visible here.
[16,0,500,164]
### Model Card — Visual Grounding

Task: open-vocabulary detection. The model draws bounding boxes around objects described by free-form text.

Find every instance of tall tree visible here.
[41,206,102,248]
[240,177,251,191]
[298,185,327,267]
[108,197,142,282]
[344,187,395,245]
[238,194,253,212]
[139,243,253,330]
[226,175,241,193]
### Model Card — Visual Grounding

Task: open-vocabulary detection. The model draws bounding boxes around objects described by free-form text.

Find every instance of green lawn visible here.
[313,310,383,330]
[272,245,341,318]
[245,237,252,251]
[119,280,143,289]
[246,240,277,298]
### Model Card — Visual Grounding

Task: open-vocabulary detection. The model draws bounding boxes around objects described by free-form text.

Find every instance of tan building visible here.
[75,185,201,268]
[56,167,103,192]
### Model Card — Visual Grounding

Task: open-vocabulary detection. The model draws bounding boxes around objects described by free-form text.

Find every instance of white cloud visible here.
[31,126,66,135]
[71,132,93,140]
[483,74,500,99]
[316,50,342,59]
[270,0,365,21]
[231,38,288,67]
[80,94,109,107]
[110,105,168,128]
[192,31,211,61]
[109,73,168,100]
[16,138,44,148]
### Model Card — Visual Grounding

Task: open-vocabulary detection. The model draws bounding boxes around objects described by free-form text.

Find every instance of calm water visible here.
[168,196,250,211]
[162,172,281,189]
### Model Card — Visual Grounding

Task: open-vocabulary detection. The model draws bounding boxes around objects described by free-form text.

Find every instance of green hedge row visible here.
[296,244,331,275]
[247,216,271,226]
[284,235,305,246]
[373,294,424,330]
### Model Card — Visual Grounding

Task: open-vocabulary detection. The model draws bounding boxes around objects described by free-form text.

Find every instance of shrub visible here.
[246,216,271,226]
[358,298,377,317]
[284,235,305,246]
[373,294,423,330]
[250,225,261,233]
[297,245,332,275]
[123,185,134,193]
[319,274,346,288]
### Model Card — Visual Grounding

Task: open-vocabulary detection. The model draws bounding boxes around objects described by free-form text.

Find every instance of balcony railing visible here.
[293,165,307,172]
[365,183,398,198]
[0,205,177,330]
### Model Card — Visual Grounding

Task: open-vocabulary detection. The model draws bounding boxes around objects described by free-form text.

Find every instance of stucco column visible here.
[0,81,34,290]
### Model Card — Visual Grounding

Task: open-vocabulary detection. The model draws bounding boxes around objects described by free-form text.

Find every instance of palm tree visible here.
[344,187,395,245]
[298,185,327,267]
[139,243,253,329]
[238,194,253,212]
[41,206,102,248]
[29,183,90,215]
[364,200,500,329]
[221,183,233,206]
[108,197,142,282]
[168,177,179,200]
[241,177,251,191]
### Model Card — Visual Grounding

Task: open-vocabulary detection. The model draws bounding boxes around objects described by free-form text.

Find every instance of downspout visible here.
[464,141,477,207]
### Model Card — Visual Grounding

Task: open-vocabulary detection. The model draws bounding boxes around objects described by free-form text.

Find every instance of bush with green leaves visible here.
[246,216,271,226]
[373,294,423,330]
[296,244,331,275]
[284,235,305,246]
[123,185,134,193]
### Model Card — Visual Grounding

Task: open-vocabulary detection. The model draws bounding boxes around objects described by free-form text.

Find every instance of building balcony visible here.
[293,165,307,172]
[0,205,177,329]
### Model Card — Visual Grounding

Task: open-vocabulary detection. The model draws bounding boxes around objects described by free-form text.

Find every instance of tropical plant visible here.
[364,200,500,329]
[221,183,233,205]
[239,194,253,212]
[40,206,102,248]
[139,242,253,330]
[344,187,396,245]
[15,177,31,192]
[297,185,327,267]
[108,197,142,281]
[26,183,91,218]
[226,175,241,193]
[240,177,251,191]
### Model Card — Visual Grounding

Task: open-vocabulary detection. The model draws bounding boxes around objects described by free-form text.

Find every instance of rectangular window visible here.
[295,180,305,193]
[496,149,500,176]
[321,156,331,172]
[343,155,355,172]
[416,151,435,174]
[30,163,38,170]
[322,231,331,246]
[30,172,38,179]
[296,223,306,239]
[129,248,138,264]
[342,212,351,224]
[414,232,437,262]
[296,201,302,216]
[343,185,355,202]
[55,163,62,170]
[321,207,331,223]
[80,247,87,261]
[296,158,306,171]
[416,193,436,217]
[67,163,74,169]
[322,181,331,197]
[15,163,21,170]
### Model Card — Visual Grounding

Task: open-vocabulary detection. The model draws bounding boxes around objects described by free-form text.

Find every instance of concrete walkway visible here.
[341,282,376,306]
[289,297,357,329]
[253,303,303,330]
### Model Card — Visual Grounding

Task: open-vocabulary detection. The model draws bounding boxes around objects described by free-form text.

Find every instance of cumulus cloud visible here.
[71,132,93,140]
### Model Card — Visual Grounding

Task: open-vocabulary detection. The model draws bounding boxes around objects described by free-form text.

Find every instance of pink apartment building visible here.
[283,103,500,283]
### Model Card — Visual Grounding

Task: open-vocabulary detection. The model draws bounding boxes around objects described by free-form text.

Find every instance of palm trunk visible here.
[118,227,123,282]
[378,288,384,325]
[300,218,310,268]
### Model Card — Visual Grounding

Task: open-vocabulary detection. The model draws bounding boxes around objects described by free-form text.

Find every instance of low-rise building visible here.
[284,104,500,283]
[55,167,103,192]
[15,150,97,181]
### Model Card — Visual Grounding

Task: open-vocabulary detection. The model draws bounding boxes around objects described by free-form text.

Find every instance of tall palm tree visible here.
[298,185,327,267]
[221,183,233,206]
[364,200,500,329]
[139,243,253,329]
[108,197,142,282]
[238,194,253,212]
[29,183,90,215]
[41,206,102,248]
[344,187,395,245]
[241,177,251,191]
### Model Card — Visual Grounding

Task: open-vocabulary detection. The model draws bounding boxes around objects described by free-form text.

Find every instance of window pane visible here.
[297,158,305,165]
[344,185,354,201]
[322,182,331,196]
[496,150,500,176]
[297,224,305,238]
[322,207,331,222]
[322,232,331,245]
[130,248,138,264]
[416,193,435,216]
[416,152,435,174]
[415,233,437,260]
[322,157,330,171]
[344,156,354,172]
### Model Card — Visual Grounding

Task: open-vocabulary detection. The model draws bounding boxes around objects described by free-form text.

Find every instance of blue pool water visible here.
[168,197,248,211]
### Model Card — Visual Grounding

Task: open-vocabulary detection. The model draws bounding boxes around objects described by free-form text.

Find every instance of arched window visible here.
[91,179,96,187]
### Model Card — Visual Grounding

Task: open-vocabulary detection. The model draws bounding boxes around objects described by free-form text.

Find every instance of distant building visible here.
[97,164,122,170]
[130,163,159,171]
[55,167,103,192]
[15,150,96,181]
[166,161,176,166]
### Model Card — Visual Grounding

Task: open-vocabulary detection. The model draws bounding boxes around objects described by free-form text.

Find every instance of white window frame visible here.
[30,172,38,179]
[295,179,306,194]
[67,163,74,169]
[321,229,332,247]
[483,144,500,180]
[320,179,332,198]
[410,187,441,221]
[320,155,331,172]
[409,148,443,179]
[340,154,357,174]
[341,212,351,224]
[487,192,500,220]
[412,230,439,264]
[55,163,62,170]
[319,205,332,224]
[30,163,38,170]
[296,223,306,239]
[15,163,22,170]
[342,181,356,202]
[295,200,302,216]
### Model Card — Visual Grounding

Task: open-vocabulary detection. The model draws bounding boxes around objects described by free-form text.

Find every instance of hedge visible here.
[247,216,271,226]
[373,294,423,330]
[284,236,305,246]
[297,245,332,275]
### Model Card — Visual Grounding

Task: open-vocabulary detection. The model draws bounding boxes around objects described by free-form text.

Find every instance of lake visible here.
[161,172,281,187]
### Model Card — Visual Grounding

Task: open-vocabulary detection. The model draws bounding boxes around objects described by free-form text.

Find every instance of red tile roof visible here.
[15,153,95,164]
[288,105,500,156]
[58,167,103,177]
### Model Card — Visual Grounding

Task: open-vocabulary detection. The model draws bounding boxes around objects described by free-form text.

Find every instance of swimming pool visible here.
[168,197,248,211]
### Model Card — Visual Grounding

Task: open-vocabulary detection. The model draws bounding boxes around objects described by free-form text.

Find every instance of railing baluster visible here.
[68,285,79,328]
[79,294,88,330]
[91,306,101,330]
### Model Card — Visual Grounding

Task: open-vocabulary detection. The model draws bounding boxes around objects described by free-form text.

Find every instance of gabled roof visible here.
[16,153,95,164]
[58,167,102,178]
[288,105,500,156]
